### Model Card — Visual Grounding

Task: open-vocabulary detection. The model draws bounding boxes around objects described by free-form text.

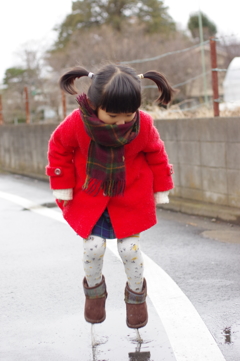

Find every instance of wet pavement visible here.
[0,173,240,361]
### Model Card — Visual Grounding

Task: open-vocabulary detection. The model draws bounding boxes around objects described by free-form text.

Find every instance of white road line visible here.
[107,241,226,361]
[1,191,226,361]
[0,191,66,224]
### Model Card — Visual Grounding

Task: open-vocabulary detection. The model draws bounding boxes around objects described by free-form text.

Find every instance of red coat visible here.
[46,109,174,239]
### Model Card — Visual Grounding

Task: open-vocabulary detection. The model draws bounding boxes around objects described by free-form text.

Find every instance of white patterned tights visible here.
[83,235,144,292]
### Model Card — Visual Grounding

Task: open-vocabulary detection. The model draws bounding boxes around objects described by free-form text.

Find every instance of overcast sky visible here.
[0,0,239,83]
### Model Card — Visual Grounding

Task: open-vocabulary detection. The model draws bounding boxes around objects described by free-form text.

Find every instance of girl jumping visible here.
[46,64,174,329]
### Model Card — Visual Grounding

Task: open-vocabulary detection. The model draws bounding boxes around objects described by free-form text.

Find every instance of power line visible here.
[174,71,211,87]
[215,33,240,41]
[142,67,240,90]
[119,33,240,66]
[120,40,209,65]
[142,70,211,89]
[213,68,240,72]
[167,102,210,113]
[152,97,240,114]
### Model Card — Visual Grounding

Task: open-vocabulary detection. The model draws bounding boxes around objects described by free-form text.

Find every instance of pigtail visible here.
[143,71,176,105]
[59,66,90,95]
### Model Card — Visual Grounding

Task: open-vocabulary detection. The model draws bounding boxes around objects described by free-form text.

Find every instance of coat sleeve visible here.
[45,111,79,190]
[143,115,174,193]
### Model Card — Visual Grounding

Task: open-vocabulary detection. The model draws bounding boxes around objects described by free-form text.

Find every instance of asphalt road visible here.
[0,173,240,361]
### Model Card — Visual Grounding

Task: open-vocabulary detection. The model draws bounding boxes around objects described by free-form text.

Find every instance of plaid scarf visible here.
[76,93,140,197]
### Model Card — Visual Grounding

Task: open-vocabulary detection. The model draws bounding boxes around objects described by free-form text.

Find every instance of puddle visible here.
[128,330,152,360]
[221,323,240,345]
[89,308,176,361]
[41,202,57,208]
[22,202,57,211]
[128,351,151,360]
[201,230,240,244]
[223,327,232,344]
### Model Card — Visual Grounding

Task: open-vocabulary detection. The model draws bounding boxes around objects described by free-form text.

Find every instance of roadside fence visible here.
[1,35,239,124]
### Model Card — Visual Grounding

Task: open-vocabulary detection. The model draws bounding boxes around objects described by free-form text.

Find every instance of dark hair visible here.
[59,64,175,113]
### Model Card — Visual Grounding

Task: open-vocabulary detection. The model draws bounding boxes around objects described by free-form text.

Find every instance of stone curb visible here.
[158,197,240,225]
[1,170,240,225]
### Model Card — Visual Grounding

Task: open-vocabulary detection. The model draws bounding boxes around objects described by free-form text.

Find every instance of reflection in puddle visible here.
[129,351,151,360]
[91,324,109,361]
[128,329,151,360]
[223,327,232,344]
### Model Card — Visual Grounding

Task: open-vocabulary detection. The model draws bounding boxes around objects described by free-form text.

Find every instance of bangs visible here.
[100,75,141,113]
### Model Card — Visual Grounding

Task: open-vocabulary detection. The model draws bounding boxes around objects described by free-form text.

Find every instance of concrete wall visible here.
[0,124,56,180]
[0,117,240,222]
[154,117,240,210]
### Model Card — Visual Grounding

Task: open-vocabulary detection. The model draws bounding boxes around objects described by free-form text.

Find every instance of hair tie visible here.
[88,72,94,79]
[138,74,144,79]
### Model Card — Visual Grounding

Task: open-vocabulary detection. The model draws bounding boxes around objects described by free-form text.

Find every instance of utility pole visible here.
[198,10,208,105]
[61,90,67,119]
[24,86,30,124]
[0,94,3,125]
[210,37,220,116]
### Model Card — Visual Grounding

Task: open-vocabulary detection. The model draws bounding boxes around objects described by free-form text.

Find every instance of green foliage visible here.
[137,0,175,34]
[54,0,102,49]
[104,0,137,31]
[188,11,217,40]
[3,67,27,85]
[53,0,175,50]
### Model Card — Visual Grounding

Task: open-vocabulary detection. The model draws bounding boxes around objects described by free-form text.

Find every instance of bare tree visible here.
[46,24,199,107]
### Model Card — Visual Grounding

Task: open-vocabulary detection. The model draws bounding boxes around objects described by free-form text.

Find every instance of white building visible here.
[222,57,240,108]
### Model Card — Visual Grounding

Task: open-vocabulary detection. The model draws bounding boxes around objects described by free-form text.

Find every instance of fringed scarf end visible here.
[82,176,101,196]
[82,176,125,197]
[102,179,125,197]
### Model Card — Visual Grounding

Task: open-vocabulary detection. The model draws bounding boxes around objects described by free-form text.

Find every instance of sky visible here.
[0,0,239,84]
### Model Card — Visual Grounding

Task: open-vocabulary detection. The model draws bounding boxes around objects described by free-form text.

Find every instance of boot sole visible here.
[85,312,106,324]
[127,316,148,329]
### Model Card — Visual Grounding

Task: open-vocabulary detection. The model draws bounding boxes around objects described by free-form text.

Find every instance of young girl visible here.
[46,64,174,329]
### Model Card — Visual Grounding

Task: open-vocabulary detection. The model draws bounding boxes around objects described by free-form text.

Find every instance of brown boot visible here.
[83,275,107,323]
[125,278,148,329]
